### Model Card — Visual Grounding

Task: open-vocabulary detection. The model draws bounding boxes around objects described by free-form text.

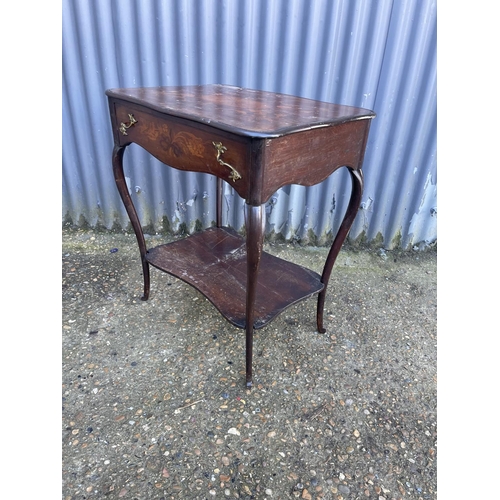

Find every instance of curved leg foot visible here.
[112,144,150,300]
[317,292,327,334]
[317,168,364,333]
[140,256,150,301]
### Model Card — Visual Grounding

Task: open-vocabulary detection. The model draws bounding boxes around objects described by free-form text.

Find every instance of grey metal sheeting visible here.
[62,0,437,250]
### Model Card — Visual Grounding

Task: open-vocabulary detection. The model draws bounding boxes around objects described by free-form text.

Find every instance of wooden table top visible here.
[105,84,375,138]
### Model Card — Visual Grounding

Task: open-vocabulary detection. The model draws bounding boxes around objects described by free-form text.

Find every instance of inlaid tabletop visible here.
[105,84,375,138]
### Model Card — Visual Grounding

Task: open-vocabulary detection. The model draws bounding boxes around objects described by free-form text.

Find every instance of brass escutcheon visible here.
[119,114,138,135]
[212,141,241,182]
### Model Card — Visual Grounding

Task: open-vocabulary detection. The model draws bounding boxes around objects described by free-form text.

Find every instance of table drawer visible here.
[113,101,251,186]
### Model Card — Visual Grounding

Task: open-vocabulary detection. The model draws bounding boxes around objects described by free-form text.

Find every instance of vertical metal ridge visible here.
[63,0,437,249]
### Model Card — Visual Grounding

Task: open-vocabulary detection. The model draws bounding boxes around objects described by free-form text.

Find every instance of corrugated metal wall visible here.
[62,0,437,250]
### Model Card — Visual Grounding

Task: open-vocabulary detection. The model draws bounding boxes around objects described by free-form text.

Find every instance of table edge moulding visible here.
[105,84,375,389]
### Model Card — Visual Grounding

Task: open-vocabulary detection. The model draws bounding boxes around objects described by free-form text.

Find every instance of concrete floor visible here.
[62,228,437,499]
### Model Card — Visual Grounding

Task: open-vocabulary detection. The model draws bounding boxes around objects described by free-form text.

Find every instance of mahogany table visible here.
[105,84,375,388]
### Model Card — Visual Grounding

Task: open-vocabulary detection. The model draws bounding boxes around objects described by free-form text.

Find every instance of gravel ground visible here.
[62,227,437,500]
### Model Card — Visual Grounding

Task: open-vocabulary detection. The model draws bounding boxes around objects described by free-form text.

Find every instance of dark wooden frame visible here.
[106,85,375,388]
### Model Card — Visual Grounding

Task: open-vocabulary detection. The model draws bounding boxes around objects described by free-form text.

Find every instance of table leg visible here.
[317,168,364,333]
[245,204,264,389]
[216,177,223,228]
[112,144,150,300]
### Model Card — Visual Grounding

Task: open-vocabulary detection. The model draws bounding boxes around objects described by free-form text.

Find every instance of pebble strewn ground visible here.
[62,228,436,500]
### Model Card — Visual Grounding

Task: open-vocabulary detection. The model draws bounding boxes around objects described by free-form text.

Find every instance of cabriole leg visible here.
[317,168,364,333]
[245,204,264,389]
[112,144,150,300]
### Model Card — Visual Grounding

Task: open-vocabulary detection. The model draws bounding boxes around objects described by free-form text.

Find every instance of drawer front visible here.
[113,101,251,190]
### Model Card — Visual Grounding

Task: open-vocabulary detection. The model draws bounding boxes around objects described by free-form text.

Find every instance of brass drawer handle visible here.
[212,141,241,182]
[119,114,138,135]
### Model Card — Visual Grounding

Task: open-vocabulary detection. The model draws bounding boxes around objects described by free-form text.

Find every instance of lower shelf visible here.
[145,226,324,329]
